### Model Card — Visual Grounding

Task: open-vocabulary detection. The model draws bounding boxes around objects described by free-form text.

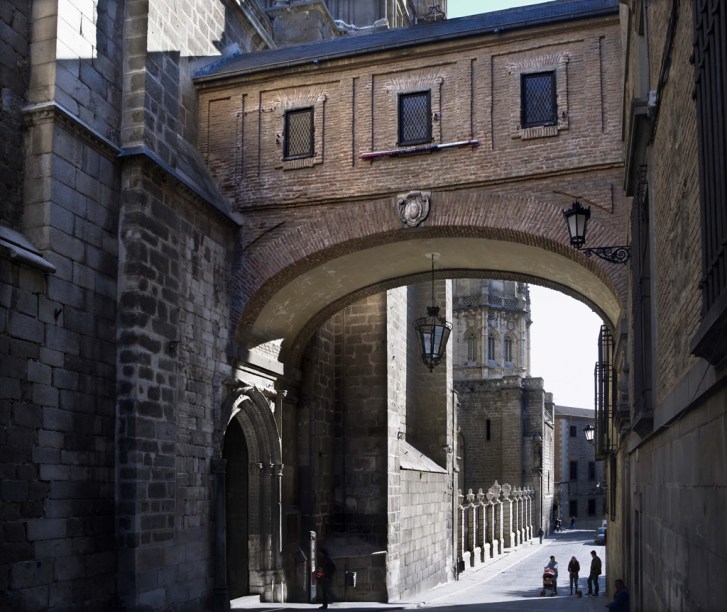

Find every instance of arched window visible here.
[487,333,495,361]
[504,335,513,363]
[467,332,478,362]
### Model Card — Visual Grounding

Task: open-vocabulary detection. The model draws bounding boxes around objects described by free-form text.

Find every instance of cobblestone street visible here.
[233,529,612,611]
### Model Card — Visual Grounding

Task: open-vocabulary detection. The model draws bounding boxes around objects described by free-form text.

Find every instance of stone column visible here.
[212,458,230,612]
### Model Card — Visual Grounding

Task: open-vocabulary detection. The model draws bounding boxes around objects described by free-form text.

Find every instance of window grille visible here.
[692,0,727,365]
[594,325,616,460]
[398,91,432,146]
[284,107,314,159]
[521,72,557,127]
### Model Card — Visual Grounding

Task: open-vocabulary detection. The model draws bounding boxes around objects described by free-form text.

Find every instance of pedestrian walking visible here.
[314,548,336,609]
[567,555,580,595]
[606,579,630,611]
[570,516,576,529]
[587,549,602,596]
[538,527,544,544]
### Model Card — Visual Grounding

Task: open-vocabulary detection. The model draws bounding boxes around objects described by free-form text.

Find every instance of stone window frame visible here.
[504,333,514,363]
[487,331,497,363]
[275,93,326,170]
[465,329,478,363]
[383,75,443,150]
[509,52,570,140]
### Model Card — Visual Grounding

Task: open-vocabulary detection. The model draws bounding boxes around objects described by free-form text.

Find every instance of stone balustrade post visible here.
[457,490,470,572]
[466,489,481,567]
[490,481,503,558]
[476,489,487,563]
[501,483,514,550]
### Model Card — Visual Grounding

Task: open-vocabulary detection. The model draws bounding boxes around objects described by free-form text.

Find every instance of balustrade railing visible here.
[456,481,535,573]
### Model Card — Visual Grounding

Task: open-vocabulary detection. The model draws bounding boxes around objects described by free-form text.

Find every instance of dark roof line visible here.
[194,0,619,81]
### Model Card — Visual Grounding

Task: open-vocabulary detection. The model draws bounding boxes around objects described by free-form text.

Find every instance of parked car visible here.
[594,527,607,545]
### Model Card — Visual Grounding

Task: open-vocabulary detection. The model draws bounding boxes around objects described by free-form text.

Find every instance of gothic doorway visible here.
[223,418,249,598]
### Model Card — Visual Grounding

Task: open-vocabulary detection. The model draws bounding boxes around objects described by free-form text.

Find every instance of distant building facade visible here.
[553,405,605,530]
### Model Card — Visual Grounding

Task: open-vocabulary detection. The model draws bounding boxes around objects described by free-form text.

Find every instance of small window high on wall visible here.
[284,107,314,159]
[398,91,432,146]
[521,71,557,127]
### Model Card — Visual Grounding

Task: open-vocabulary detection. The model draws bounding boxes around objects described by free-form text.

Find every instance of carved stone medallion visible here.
[397,190,431,227]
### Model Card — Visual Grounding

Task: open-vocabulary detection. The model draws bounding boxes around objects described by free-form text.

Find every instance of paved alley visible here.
[232,529,614,611]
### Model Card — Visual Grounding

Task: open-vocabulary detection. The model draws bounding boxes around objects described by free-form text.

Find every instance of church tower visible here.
[452,279,531,381]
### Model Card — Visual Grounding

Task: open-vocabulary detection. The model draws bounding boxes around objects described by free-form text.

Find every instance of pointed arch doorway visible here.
[223,417,249,597]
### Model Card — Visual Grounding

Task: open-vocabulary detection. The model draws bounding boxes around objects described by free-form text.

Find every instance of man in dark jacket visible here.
[587,549,602,596]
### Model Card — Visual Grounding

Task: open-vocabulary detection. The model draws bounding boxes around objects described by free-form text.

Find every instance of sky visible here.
[447,0,545,19]
[448,0,604,409]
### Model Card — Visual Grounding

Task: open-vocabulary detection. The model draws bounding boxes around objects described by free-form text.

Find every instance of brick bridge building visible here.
[2,1,727,611]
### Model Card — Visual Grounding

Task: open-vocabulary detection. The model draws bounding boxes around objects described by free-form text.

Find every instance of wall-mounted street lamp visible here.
[562,201,631,264]
[583,424,595,443]
[413,253,452,372]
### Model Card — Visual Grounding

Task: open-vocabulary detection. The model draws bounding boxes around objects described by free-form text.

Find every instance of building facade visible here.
[553,405,605,530]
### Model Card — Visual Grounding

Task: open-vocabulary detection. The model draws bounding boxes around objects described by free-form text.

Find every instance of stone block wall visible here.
[1,102,121,612]
[115,160,236,610]
[397,469,452,600]
[0,0,31,227]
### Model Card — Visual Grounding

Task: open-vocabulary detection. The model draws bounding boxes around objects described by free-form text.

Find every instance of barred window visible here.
[398,91,432,146]
[284,107,314,159]
[521,71,557,127]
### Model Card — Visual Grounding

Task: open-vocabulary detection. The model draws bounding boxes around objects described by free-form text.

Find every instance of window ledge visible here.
[360,139,479,160]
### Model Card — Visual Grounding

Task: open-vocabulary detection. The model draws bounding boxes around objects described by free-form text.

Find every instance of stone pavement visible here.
[232,529,612,611]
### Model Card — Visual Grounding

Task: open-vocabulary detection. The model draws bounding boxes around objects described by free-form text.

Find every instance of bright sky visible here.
[448,0,603,409]
[447,0,545,19]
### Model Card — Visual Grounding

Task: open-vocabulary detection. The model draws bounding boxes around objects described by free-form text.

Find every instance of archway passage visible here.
[223,418,249,598]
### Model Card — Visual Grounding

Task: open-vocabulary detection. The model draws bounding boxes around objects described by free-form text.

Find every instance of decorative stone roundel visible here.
[397,190,431,227]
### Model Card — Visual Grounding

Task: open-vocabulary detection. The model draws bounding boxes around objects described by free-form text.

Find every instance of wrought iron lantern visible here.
[413,254,452,372]
[562,201,631,264]
[583,424,595,443]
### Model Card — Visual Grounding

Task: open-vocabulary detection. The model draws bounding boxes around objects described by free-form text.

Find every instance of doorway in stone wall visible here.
[223,418,249,597]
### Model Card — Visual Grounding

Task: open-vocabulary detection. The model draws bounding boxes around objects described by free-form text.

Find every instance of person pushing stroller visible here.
[540,555,558,596]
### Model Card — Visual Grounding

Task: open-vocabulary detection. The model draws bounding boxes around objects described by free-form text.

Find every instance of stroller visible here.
[540,568,557,596]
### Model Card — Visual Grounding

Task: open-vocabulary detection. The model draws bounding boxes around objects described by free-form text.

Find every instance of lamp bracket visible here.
[576,245,631,265]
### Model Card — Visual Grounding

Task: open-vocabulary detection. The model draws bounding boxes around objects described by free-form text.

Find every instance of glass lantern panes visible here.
[284,107,314,159]
[521,71,557,127]
[398,91,432,145]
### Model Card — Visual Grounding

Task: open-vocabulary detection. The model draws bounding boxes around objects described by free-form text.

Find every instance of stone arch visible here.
[233,191,626,368]
[217,385,284,602]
